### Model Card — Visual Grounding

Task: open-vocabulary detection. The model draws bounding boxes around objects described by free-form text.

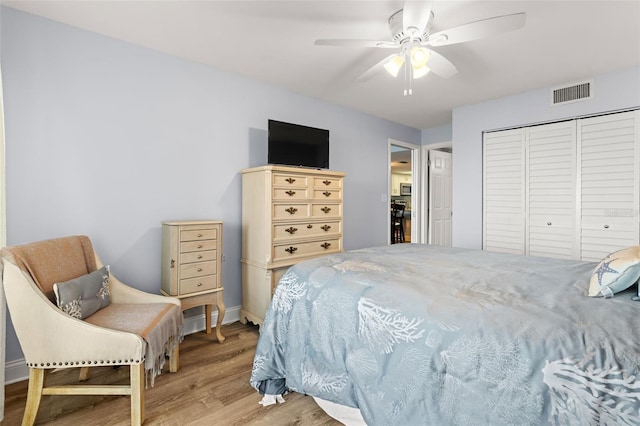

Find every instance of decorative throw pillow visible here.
[53,265,111,319]
[588,246,640,298]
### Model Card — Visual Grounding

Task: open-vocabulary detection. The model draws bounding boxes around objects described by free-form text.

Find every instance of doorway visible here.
[421,142,453,246]
[389,139,420,244]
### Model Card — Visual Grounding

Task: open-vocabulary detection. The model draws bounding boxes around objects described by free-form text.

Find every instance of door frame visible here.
[388,139,421,244]
[421,141,452,244]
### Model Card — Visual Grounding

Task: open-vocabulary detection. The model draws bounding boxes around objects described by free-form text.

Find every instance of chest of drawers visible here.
[241,165,345,326]
[161,220,225,342]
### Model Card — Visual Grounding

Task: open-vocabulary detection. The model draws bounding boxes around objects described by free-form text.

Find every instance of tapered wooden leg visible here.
[22,368,45,426]
[169,338,179,373]
[205,304,212,334]
[215,292,226,343]
[78,366,91,381]
[130,364,145,426]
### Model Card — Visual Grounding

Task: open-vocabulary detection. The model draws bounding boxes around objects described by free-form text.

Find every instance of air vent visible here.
[551,80,593,105]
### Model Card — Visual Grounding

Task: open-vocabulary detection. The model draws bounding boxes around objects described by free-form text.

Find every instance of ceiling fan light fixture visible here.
[383,54,405,77]
[410,46,430,68]
[412,64,430,79]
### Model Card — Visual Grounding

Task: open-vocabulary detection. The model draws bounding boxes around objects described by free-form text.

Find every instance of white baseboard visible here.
[4,305,241,385]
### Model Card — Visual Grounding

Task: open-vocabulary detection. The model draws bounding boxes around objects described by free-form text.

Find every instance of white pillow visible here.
[588,246,640,298]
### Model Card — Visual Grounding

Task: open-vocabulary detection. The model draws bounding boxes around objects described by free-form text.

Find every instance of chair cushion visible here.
[53,265,111,319]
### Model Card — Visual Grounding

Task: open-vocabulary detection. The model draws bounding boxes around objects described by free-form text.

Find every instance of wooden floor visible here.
[2,322,343,425]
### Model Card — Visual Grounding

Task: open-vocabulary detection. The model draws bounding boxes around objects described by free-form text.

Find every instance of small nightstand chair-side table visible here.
[161,220,226,343]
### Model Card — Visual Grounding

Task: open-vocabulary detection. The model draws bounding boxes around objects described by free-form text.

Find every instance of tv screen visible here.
[268,120,329,169]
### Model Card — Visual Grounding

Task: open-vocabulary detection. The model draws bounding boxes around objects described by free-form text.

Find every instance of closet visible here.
[483,110,639,261]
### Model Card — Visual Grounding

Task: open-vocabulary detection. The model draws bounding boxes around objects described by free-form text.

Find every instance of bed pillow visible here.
[588,247,640,298]
[53,265,111,319]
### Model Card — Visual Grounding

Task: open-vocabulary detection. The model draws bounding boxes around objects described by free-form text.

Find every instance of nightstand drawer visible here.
[181,228,217,241]
[179,275,217,294]
[180,249,216,264]
[180,260,217,279]
[180,239,217,253]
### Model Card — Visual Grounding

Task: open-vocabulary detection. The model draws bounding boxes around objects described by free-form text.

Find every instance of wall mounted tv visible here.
[268,119,329,169]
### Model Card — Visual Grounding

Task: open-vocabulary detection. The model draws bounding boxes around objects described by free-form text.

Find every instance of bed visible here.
[250,244,640,425]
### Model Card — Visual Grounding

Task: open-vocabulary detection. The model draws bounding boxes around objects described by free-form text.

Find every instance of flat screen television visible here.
[268,119,329,169]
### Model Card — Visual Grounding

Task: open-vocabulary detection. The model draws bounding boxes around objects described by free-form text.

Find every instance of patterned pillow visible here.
[588,247,640,298]
[53,265,111,319]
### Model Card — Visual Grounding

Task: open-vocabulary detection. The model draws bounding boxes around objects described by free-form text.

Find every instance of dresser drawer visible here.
[179,275,217,294]
[181,228,217,242]
[180,249,216,264]
[313,176,342,189]
[273,174,308,187]
[311,203,342,218]
[273,203,311,220]
[272,238,342,262]
[180,239,217,253]
[273,187,309,200]
[273,221,342,240]
[312,188,342,200]
[180,260,217,279]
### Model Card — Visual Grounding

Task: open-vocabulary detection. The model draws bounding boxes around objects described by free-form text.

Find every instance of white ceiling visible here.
[2,0,639,129]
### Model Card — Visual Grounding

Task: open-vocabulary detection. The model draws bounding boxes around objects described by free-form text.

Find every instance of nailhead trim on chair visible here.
[28,359,143,367]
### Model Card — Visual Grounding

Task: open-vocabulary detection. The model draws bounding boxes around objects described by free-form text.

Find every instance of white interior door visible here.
[428,150,452,246]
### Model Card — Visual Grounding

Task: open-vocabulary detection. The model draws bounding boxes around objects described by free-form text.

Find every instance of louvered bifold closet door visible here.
[526,121,577,259]
[578,110,640,261]
[483,129,526,254]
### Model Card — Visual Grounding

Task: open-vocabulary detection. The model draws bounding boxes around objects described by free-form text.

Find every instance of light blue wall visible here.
[421,123,452,145]
[451,66,640,249]
[0,6,420,363]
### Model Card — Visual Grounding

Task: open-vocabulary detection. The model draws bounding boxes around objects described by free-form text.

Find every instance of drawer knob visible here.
[604,224,610,229]
[197,255,203,259]
[197,268,203,272]
[323,191,331,197]
[170,259,175,268]
[285,227,298,234]
[321,225,331,231]
[285,246,298,254]
[286,190,296,196]
[285,178,296,184]
[547,222,552,226]
[307,224,313,229]
[197,233,203,237]
[321,242,331,249]
[197,282,203,287]
[321,206,331,213]
[197,244,203,248]
[285,207,298,215]
[323,180,331,186]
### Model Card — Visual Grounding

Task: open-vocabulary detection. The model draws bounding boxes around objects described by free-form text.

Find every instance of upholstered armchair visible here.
[0,235,184,426]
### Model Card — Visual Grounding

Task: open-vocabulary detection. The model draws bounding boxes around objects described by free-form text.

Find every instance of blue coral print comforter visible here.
[250,244,640,425]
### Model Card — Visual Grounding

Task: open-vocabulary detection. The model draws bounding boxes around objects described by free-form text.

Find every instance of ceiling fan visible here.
[314,1,526,95]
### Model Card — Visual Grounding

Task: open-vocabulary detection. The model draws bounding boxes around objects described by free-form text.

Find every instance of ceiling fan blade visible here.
[356,54,398,82]
[424,49,458,78]
[402,1,433,37]
[314,39,397,48]
[426,13,526,46]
